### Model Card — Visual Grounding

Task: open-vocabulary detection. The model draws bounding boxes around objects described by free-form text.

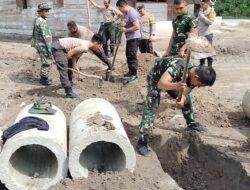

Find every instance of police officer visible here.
[137,4,156,54]
[163,0,197,57]
[32,3,53,85]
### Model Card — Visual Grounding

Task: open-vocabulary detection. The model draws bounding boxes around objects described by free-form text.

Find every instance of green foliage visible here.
[215,0,250,18]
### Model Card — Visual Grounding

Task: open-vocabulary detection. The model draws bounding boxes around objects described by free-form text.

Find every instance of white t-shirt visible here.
[59,38,90,53]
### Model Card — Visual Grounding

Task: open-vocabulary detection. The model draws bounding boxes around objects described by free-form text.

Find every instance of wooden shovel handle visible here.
[177,49,191,102]
[68,68,102,80]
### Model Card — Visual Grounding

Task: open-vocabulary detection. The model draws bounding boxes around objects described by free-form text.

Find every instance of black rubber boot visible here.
[40,77,53,86]
[137,139,150,157]
[185,122,208,133]
[64,86,78,99]
[127,75,138,82]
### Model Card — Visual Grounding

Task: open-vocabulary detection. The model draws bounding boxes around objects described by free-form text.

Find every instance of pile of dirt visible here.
[214,23,250,56]
[193,88,231,128]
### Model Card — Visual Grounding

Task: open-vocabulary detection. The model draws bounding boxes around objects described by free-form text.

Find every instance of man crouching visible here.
[137,56,216,156]
[52,34,103,98]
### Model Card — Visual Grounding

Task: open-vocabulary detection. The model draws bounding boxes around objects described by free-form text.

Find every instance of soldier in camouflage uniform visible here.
[32,3,53,85]
[137,56,217,156]
[163,0,197,57]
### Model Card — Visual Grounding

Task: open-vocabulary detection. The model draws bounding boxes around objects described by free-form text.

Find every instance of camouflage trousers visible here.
[37,50,52,79]
[139,82,196,142]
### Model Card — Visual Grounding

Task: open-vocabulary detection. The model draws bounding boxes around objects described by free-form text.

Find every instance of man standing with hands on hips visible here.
[116,0,141,82]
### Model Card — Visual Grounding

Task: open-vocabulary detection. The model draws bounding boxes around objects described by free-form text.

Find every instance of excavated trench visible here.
[152,133,250,190]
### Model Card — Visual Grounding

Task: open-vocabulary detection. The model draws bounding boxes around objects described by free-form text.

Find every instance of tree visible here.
[214,0,250,18]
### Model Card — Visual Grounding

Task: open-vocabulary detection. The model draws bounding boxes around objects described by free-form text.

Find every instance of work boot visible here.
[127,75,138,82]
[185,122,208,133]
[40,77,53,86]
[137,139,150,157]
[64,86,78,99]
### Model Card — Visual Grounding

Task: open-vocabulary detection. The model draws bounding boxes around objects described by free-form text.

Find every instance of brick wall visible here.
[0,0,194,38]
[0,0,111,38]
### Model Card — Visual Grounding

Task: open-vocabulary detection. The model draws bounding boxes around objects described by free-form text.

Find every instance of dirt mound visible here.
[214,26,250,56]
[193,88,231,128]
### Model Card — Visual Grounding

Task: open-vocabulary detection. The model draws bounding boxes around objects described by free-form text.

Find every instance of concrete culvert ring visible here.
[9,144,58,186]
[69,98,136,178]
[79,141,126,173]
[0,104,68,190]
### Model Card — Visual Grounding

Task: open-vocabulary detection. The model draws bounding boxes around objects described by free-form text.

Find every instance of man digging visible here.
[137,56,216,156]
[52,34,103,98]
[67,21,112,70]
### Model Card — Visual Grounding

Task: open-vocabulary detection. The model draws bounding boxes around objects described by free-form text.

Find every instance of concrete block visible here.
[69,98,136,178]
[0,104,68,190]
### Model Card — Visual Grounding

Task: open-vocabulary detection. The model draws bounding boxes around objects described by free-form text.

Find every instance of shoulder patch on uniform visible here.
[149,16,155,24]
[208,9,216,22]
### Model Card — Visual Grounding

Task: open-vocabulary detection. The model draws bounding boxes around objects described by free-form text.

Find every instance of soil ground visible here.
[0,21,250,190]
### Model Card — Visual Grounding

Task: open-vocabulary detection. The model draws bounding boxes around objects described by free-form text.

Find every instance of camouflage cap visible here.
[37,3,51,11]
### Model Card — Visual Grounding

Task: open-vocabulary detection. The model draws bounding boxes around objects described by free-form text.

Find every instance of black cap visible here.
[137,4,145,11]
[200,0,210,2]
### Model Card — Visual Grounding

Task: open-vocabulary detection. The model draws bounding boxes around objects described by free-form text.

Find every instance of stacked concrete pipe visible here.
[0,104,68,190]
[69,98,136,178]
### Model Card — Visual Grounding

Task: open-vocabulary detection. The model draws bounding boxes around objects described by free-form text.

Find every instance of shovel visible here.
[105,32,123,81]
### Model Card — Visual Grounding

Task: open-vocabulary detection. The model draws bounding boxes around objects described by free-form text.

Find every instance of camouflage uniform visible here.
[170,12,196,56]
[32,3,52,79]
[139,56,196,142]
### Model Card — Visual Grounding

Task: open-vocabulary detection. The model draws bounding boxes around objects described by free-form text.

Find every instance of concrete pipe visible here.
[242,89,250,119]
[69,98,136,178]
[0,104,67,190]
